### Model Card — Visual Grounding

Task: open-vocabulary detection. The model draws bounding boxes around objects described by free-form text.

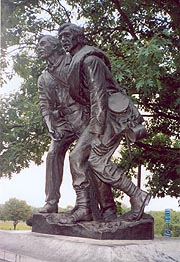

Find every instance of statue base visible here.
[28,212,154,240]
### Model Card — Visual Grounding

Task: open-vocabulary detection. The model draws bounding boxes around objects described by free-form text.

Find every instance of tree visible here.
[0,204,6,221]
[59,205,74,212]
[149,210,180,237]
[3,198,32,230]
[0,0,179,198]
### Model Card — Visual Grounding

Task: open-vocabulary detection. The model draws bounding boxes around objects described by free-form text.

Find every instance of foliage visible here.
[148,210,180,237]
[0,57,49,177]
[59,205,74,212]
[0,204,6,221]
[2,198,32,230]
[0,0,180,198]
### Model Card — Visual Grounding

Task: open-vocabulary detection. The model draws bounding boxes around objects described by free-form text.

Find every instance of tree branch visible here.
[37,5,60,25]
[57,0,71,23]
[148,103,179,121]
[135,141,180,152]
[111,0,138,40]
[6,125,25,129]
[86,25,126,37]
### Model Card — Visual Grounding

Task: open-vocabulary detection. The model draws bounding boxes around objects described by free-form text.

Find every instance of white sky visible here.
[0,152,76,208]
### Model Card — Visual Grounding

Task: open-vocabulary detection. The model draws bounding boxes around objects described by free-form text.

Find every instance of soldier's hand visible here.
[49,130,64,141]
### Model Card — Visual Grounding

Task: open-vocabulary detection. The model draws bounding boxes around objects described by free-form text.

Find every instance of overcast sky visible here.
[0,153,76,208]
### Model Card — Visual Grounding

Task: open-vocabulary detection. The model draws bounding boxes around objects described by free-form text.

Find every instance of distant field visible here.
[0,221,31,230]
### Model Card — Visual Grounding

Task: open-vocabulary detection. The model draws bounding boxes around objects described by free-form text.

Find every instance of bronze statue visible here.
[37,35,117,221]
[57,23,151,224]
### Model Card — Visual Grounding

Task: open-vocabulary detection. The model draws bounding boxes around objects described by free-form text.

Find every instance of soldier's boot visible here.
[113,171,151,221]
[58,187,93,224]
[96,182,117,221]
[66,184,117,222]
[39,201,58,213]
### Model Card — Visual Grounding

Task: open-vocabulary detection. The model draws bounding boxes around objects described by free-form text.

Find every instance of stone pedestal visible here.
[28,213,154,240]
[1,230,180,262]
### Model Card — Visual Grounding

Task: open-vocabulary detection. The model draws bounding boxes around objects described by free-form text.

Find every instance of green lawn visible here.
[0,221,31,230]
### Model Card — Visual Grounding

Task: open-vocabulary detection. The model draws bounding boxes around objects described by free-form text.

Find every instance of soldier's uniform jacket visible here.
[38,53,89,136]
[67,45,144,138]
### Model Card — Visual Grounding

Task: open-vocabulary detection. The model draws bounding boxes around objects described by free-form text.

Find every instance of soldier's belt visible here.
[56,104,79,116]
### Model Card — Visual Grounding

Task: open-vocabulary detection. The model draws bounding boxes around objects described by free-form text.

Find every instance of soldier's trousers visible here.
[44,127,116,214]
[70,119,124,190]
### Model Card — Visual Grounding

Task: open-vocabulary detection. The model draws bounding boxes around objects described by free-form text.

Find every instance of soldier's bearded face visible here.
[58,28,78,53]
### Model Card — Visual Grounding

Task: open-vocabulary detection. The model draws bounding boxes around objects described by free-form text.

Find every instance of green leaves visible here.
[2,198,32,229]
[0,58,48,177]
[0,92,49,177]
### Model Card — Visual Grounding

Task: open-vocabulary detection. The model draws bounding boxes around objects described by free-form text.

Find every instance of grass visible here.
[0,221,31,230]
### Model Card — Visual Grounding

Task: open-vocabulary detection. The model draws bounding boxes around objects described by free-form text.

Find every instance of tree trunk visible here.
[13,221,18,230]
